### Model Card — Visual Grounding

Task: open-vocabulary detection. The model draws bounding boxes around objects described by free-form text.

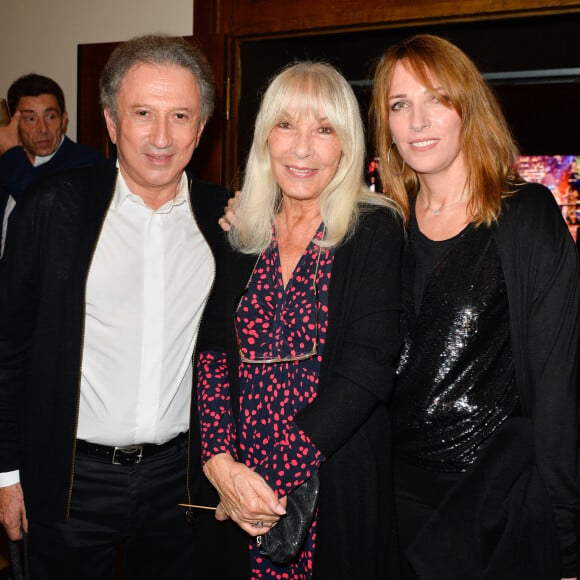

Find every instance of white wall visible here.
[0,0,194,139]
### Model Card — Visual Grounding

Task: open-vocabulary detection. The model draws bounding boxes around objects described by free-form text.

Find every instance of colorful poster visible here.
[516,155,580,241]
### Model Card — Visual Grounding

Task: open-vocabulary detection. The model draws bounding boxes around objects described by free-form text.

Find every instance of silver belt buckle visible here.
[112,445,144,465]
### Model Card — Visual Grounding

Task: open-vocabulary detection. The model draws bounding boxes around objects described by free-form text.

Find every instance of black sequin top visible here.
[391,215,520,472]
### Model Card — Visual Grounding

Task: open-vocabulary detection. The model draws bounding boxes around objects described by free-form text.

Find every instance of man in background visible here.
[0,35,230,579]
[0,73,104,254]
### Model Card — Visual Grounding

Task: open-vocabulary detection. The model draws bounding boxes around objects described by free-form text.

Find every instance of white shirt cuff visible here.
[0,470,20,487]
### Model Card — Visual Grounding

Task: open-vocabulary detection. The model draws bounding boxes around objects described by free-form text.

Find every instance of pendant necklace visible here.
[419,188,466,216]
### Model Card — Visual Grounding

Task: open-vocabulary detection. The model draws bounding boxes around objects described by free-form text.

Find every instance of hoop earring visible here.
[387,142,406,177]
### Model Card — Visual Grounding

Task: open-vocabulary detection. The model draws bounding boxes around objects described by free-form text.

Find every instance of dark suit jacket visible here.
[0,161,230,523]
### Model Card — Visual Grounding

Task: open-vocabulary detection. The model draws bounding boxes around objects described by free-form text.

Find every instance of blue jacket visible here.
[0,136,105,199]
[0,137,105,252]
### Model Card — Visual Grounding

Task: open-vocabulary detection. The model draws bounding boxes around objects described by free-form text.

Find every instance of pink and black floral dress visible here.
[198,225,334,579]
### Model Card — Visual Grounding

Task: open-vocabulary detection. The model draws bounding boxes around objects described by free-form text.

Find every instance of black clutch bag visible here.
[256,471,320,566]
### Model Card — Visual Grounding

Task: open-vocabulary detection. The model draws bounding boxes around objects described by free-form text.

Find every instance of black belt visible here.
[76,432,187,465]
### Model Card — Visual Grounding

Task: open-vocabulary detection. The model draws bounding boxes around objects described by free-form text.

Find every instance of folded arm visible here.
[295,208,404,457]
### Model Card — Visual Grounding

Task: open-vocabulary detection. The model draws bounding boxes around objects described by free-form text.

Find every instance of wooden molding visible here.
[194,0,225,34]
[211,0,580,37]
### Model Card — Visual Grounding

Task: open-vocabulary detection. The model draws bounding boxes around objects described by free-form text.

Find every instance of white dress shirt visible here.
[76,170,214,446]
[0,170,213,487]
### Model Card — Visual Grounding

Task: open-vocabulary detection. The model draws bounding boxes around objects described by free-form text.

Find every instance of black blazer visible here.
[0,161,230,523]
[406,183,580,578]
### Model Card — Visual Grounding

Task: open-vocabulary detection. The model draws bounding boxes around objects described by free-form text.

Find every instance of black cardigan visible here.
[192,205,405,579]
[406,182,580,579]
[494,182,580,576]
[0,162,230,523]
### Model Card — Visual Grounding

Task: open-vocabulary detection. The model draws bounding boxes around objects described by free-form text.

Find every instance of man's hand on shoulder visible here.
[0,482,27,540]
[0,112,21,156]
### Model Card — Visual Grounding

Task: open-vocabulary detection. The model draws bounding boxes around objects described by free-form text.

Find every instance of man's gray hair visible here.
[100,34,216,124]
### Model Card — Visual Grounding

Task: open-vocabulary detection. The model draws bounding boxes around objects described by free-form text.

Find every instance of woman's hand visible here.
[218,191,240,232]
[203,453,286,536]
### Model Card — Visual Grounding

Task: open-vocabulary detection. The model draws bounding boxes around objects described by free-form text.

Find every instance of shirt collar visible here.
[111,163,189,213]
[33,136,65,167]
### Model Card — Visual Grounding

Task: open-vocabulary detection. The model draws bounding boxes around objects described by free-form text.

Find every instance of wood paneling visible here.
[219,0,580,37]
[76,41,118,157]
[74,1,580,186]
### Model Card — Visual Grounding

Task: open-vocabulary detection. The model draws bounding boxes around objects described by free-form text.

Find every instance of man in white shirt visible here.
[0,34,230,579]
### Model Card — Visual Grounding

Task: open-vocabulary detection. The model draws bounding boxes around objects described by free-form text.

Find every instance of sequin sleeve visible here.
[197,350,238,463]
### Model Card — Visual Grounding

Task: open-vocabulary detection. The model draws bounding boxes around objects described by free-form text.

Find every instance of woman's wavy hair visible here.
[370,33,522,225]
[229,61,399,254]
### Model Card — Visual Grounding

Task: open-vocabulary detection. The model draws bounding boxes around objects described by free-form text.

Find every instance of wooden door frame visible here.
[194,0,580,188]
[76,1,579,188]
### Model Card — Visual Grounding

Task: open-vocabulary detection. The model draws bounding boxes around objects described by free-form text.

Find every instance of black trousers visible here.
[26,437,195,580]
[393,460,463,580]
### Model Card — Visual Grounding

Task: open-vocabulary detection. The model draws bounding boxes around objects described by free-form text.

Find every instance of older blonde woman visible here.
[193,61,405,579]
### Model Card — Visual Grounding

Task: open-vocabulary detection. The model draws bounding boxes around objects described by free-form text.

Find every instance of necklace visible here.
[419,189,466,216]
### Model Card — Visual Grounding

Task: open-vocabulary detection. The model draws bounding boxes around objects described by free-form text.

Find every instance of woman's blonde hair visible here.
[229,61,398,254]
[370,33,522,225]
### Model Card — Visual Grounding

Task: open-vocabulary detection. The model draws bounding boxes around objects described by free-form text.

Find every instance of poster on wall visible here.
[516,155,580,242]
